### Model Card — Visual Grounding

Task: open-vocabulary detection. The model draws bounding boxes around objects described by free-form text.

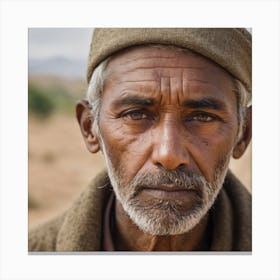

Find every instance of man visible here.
[29,28,252,251]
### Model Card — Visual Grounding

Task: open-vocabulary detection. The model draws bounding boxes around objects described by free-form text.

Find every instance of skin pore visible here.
[77,45,251,251]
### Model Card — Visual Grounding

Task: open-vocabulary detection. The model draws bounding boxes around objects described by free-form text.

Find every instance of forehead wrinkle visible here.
[114,80,158,89]
[109,67,160,83]
[187,78,226,94]
[160,77,171,104]
[188,79,212,84]
[117,83,161,101]
[182,75,226,98]
[181,69,184,104]
[170,76,182,105]
[119,80,156,83]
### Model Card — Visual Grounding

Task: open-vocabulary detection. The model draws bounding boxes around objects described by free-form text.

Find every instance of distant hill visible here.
[29,56,87,79]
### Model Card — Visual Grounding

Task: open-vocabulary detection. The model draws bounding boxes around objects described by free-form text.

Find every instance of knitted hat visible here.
[87,28,251,97]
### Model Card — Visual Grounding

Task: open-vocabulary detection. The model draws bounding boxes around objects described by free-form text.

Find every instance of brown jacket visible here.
[28,170,251,252]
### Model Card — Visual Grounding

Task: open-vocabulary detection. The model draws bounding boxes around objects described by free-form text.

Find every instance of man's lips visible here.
[139,185,198,200]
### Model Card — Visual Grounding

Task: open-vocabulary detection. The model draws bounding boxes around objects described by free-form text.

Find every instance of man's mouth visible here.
[139,185,199,200]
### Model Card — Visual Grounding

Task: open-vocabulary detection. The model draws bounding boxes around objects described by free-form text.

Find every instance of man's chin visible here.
[122,200,205,236]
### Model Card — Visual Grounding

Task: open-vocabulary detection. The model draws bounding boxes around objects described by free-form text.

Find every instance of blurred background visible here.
[28,28,252,229]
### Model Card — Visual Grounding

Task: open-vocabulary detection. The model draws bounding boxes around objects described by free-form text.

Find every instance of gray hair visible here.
[86,56,111,135]
[86,46,251,140]
[233,78,251,141]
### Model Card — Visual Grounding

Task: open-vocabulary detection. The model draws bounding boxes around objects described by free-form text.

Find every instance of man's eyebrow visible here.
[183,97,227,111]
[114,96,156,107]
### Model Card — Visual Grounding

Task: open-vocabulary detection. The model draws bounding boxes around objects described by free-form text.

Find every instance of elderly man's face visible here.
[80,46,247,235]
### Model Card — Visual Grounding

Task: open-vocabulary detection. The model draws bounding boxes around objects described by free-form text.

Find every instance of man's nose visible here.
[151,120,191,170]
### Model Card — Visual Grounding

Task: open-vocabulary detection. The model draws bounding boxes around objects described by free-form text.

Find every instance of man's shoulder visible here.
[28,214,65,252]
[224,170,251,204]
[224,170,252,251]
[28,170,111,252]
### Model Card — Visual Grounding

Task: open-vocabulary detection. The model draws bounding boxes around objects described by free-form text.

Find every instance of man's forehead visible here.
[104,45,235,94]
[99,47,236,111]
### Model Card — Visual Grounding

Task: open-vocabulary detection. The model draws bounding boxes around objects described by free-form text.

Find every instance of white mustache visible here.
[126,167,206,198]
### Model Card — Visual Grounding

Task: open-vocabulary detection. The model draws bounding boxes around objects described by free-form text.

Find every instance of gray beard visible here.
[101,143,231,236]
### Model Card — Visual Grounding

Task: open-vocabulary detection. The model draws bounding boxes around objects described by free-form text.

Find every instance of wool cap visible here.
[87,28,251,96]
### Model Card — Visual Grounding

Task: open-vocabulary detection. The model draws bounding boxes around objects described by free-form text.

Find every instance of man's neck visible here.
[114,200,211,251]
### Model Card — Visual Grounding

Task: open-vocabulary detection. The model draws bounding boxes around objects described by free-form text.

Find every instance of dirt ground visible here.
[28,113,251,229]
[28,114,105,228]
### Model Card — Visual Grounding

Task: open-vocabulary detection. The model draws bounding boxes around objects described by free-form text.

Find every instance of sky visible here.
[28,28,93,60]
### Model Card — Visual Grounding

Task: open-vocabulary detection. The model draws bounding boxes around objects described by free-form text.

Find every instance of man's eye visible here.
[190,113,216,122]
[123,111,150,121]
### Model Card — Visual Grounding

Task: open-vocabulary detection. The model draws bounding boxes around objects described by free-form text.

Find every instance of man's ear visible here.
[76,99,101,153]
[232,106,252,159]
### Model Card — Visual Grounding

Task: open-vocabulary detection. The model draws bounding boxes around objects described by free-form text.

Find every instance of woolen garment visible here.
[28,170,252,252]
[87,28,252,98]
